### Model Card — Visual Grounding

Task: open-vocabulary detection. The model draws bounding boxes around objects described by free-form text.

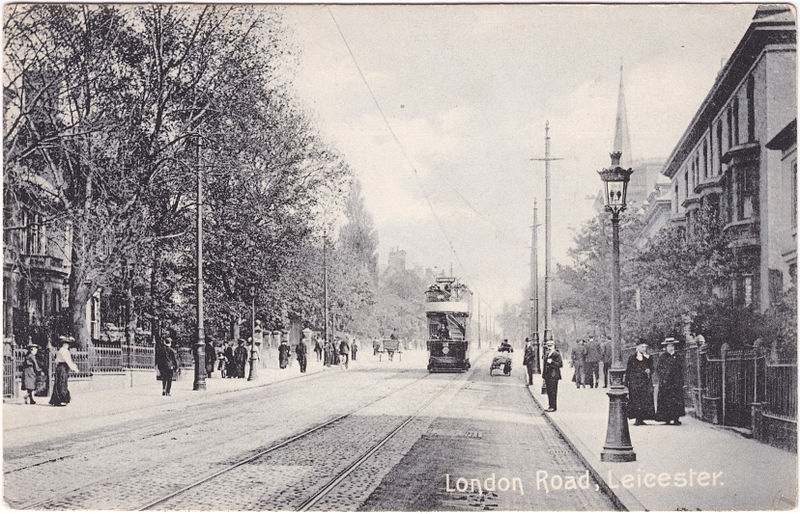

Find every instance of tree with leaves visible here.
[4,5,352,350]
[556,210,642,338]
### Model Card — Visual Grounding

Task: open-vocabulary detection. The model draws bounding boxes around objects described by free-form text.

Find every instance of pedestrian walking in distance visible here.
[600,336,612,388]
[49,336,80,406]
[585,336,601,388]
[522,337,536,386]
[224,341,236,378]
[542,341,562,412]
[339,338,350,369]
[217,343,228,378]
[351,338,358,361]
[297,331,310,373]
[571,339,587,388]
[655,337,685,425]
[21,343,42,405]
[278,337,291,370]
[234,339,248,377]
[155,338,179,396]
[625,340,656,425]
[205,340,216,378]
[314,338,323,362]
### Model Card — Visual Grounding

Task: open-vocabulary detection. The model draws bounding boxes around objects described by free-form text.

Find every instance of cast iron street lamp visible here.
[598,150,636,462]
[248,285,258,381]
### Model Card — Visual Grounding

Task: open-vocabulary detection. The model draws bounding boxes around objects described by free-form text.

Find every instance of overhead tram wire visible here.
[326,6,518,246]
[325,6,486,297]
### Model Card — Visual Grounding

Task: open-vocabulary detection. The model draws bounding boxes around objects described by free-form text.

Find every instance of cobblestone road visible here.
[360,362,618,511]
[4,365,428,510]
[5,350,617,511]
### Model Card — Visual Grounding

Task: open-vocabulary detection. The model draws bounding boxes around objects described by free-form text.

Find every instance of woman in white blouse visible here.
[49,336,80,406]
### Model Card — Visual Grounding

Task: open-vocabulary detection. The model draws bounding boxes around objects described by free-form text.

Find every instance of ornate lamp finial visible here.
[610,151,622,166]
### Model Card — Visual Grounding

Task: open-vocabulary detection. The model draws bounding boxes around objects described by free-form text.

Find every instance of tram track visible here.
[137,352,486,512]
[10,366,433,511]
[6,367,418,475]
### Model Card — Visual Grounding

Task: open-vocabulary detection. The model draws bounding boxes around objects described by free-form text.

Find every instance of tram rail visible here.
[10,368,420,511]
[138,354,483,511]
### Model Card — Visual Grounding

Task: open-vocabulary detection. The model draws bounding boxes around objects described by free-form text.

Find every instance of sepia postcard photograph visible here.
[2,2,797,511]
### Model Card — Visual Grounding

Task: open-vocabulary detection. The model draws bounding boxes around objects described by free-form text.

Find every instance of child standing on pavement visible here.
[21,343,43,405]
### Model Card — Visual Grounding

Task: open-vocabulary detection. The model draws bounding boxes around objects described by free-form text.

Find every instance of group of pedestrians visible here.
[19,336,82,406]
[570,336,612,388]
[214,340,249,379]
[524,334,685,425]
[625,338,685,426]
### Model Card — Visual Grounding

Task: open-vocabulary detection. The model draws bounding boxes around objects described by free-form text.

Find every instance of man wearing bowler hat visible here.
[542,340,563,412]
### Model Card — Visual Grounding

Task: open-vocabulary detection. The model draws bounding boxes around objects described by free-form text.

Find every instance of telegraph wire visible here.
[326,6,489,298]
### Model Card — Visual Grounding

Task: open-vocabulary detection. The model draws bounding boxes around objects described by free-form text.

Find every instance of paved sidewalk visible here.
[4,348,415,448]
[526,373,798,511]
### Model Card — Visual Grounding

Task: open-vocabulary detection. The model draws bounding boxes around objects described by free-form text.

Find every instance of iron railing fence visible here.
[4,342,157,398]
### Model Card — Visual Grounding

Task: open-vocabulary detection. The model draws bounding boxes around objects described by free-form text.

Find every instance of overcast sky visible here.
[283,4,757,312]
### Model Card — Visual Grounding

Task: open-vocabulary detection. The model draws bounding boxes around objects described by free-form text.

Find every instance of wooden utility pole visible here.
[531,122,562,343]
[477,296,481,349]
[323,231,330,347]
[530,200,541,373]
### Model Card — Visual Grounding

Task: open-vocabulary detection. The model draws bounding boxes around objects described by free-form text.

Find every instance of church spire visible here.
[613,61,633,167]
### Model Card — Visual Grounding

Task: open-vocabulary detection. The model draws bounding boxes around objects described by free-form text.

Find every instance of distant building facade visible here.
[633,177,673,251]
[661,5,796,311]
[3,178,100,347]
[386,247,407,274]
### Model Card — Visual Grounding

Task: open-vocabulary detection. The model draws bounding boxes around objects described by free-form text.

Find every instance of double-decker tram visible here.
[425,277,472,372]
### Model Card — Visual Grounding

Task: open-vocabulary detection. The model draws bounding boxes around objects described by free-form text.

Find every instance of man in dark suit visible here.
[600,336,612,388]
[542,340,563,412]
[585,336,602,388]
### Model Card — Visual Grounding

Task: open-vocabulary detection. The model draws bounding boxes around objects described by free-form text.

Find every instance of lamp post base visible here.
[600,448,637,462]
[247,356,258,381]
[601,369,635,462]
[193,331,206,391]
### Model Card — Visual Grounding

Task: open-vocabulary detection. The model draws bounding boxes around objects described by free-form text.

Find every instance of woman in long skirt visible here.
[278,340,291,369]
[49,336,80,406]
[655,338,686,425]
[624,341,655,425]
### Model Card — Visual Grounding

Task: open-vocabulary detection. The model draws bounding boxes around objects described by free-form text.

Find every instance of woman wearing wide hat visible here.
[655,337,686,425]
[624,339,656,425]
[21,343,43,405]
[49,336,80,406]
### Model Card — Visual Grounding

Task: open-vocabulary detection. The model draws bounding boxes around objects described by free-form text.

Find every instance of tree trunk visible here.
[230,315,242,341]
[68,282,91,351]
[5,274,16,345]
[68,223,92,351]
[125,259,137,348]
[149,253,161,344]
